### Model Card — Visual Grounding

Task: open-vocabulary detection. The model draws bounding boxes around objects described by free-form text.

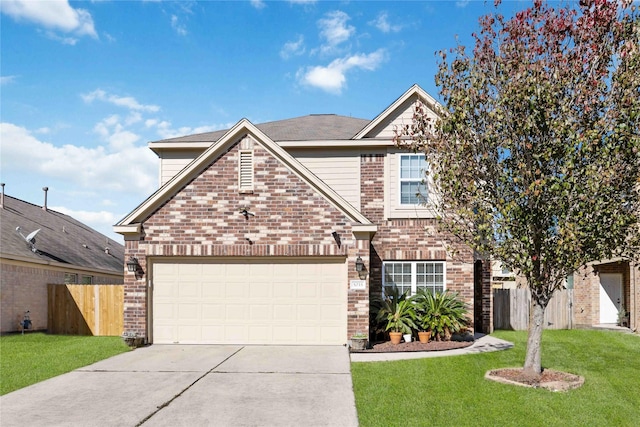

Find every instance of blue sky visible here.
[1,0,525,244]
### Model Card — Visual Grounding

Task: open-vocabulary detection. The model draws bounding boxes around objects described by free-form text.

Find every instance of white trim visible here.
[354,84,442,140]
[382,260,446,296]
[398,153,429,206]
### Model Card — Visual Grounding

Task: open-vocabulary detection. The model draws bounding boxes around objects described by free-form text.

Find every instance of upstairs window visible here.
[239,150,253,192]
[399,154,428,205]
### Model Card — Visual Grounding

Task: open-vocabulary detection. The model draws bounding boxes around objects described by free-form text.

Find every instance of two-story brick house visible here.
[114,85,492,345]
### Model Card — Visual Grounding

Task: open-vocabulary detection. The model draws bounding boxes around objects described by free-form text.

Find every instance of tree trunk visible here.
[523,296,546,379]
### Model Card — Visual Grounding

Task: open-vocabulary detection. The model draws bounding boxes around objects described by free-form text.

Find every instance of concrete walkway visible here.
[350,334,514,362]
[0,345,358,427]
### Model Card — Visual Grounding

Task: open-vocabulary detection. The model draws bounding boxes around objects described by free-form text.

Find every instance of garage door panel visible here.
[273,282,295,298]
[273,305,295,321]
[202,304,224,320]
[177,303,199,319]
[178,282,200,298]
[249,282,270,298]
[250,305,271,320]
[225,282,248,298]
[152,259,347,344]
[202,282,224,298]
[154,302,175,319]
[321,305,343,320]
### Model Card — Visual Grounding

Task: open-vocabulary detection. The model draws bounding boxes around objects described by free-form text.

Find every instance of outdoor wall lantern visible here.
[126,256,140,273]
[355,256,365,273]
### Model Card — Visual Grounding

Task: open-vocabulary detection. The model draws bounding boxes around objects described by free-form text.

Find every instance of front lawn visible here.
[0,333,130,395]
[351,329,640,426]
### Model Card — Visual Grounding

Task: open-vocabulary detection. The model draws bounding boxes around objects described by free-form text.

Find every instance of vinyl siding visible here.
[287,148,361,210]
[158,150,203,186]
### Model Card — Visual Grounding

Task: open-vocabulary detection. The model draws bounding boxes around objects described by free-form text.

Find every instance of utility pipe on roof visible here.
[1,183,4,208]
[42,187,48,211]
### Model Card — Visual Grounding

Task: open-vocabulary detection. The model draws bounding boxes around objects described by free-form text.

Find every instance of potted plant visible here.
[413,289,469,341]
[350,332,368,351]
[375,286,417,345]
[412,290,432,343]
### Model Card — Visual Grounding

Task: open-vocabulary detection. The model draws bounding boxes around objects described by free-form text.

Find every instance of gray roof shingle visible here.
[0,195,124,274]
[154,114,371,144]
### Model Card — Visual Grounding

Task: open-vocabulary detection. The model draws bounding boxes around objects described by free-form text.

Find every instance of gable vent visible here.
[239,150,253,192]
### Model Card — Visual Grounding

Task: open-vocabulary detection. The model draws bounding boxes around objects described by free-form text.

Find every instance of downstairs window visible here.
[383,261,445,296]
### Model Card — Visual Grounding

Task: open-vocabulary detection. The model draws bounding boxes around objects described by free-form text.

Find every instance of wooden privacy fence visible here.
[493,288,573,330]
[47,284,124,336]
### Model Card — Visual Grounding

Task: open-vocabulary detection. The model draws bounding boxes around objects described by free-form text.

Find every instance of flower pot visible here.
[418,331,431,343]
[351,337,367,351]
[403,333,412,343]
[389,332,402,345]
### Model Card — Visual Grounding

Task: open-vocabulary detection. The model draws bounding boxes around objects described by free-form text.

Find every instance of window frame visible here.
[64,273,78,284]
[398,153,429,206]
[382,261,446,296]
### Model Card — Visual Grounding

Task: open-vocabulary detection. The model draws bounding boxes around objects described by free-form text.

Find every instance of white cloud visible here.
[369,12,402,33]
[250,0,266,9]
[153,121,229,140]
[0,122,157,197]
[171,15,187,36]
[297,49,386,94]
[81,89,160,113]
[317,11,354,55]
[280,35,305,59]
[1,75,17,85]
[1,0,97,39]
[456,1,470,8]
[288,0,317,4]
[50,205,124,243]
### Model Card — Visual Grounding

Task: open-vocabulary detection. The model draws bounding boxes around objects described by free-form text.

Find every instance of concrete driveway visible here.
[0,345,358,427]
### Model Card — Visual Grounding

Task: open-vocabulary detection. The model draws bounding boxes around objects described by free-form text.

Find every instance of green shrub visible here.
[413,290,469,341]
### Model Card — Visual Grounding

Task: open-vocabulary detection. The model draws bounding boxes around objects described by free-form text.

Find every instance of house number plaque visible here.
[350,280,366,290]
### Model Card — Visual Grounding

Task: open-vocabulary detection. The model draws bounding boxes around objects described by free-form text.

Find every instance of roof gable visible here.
[116,119,373,231]
[353,84,441,140]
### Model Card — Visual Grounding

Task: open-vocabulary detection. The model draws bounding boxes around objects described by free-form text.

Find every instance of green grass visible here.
[0,333,130,395]
[352,330,640,427]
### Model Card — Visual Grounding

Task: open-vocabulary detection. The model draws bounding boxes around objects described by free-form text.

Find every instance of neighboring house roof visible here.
[152,114,371,146]
[116,119,376,233]
[1,194,124,274]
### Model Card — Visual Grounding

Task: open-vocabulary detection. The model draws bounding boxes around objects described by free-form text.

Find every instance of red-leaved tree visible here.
[395,0,639,378]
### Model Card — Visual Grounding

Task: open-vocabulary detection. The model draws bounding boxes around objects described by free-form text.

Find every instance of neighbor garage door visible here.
[151,258,347,345]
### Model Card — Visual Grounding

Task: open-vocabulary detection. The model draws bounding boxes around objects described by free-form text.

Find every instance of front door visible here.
[600,273,622,324]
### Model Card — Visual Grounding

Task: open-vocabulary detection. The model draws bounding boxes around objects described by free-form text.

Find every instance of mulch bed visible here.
[486,367,585,391]
[352,340,473,353]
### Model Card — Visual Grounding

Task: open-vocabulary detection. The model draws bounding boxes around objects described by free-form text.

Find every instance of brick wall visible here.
[573,261,632,327]
[360,153,478,332]
[0,259,122,333]
[123,137,369,341]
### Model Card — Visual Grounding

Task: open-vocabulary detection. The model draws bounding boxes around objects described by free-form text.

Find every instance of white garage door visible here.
[152,258,347,345]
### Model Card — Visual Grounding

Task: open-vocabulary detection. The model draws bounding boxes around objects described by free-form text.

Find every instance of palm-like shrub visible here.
[413,289,469,341]
[374,286,417,334]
